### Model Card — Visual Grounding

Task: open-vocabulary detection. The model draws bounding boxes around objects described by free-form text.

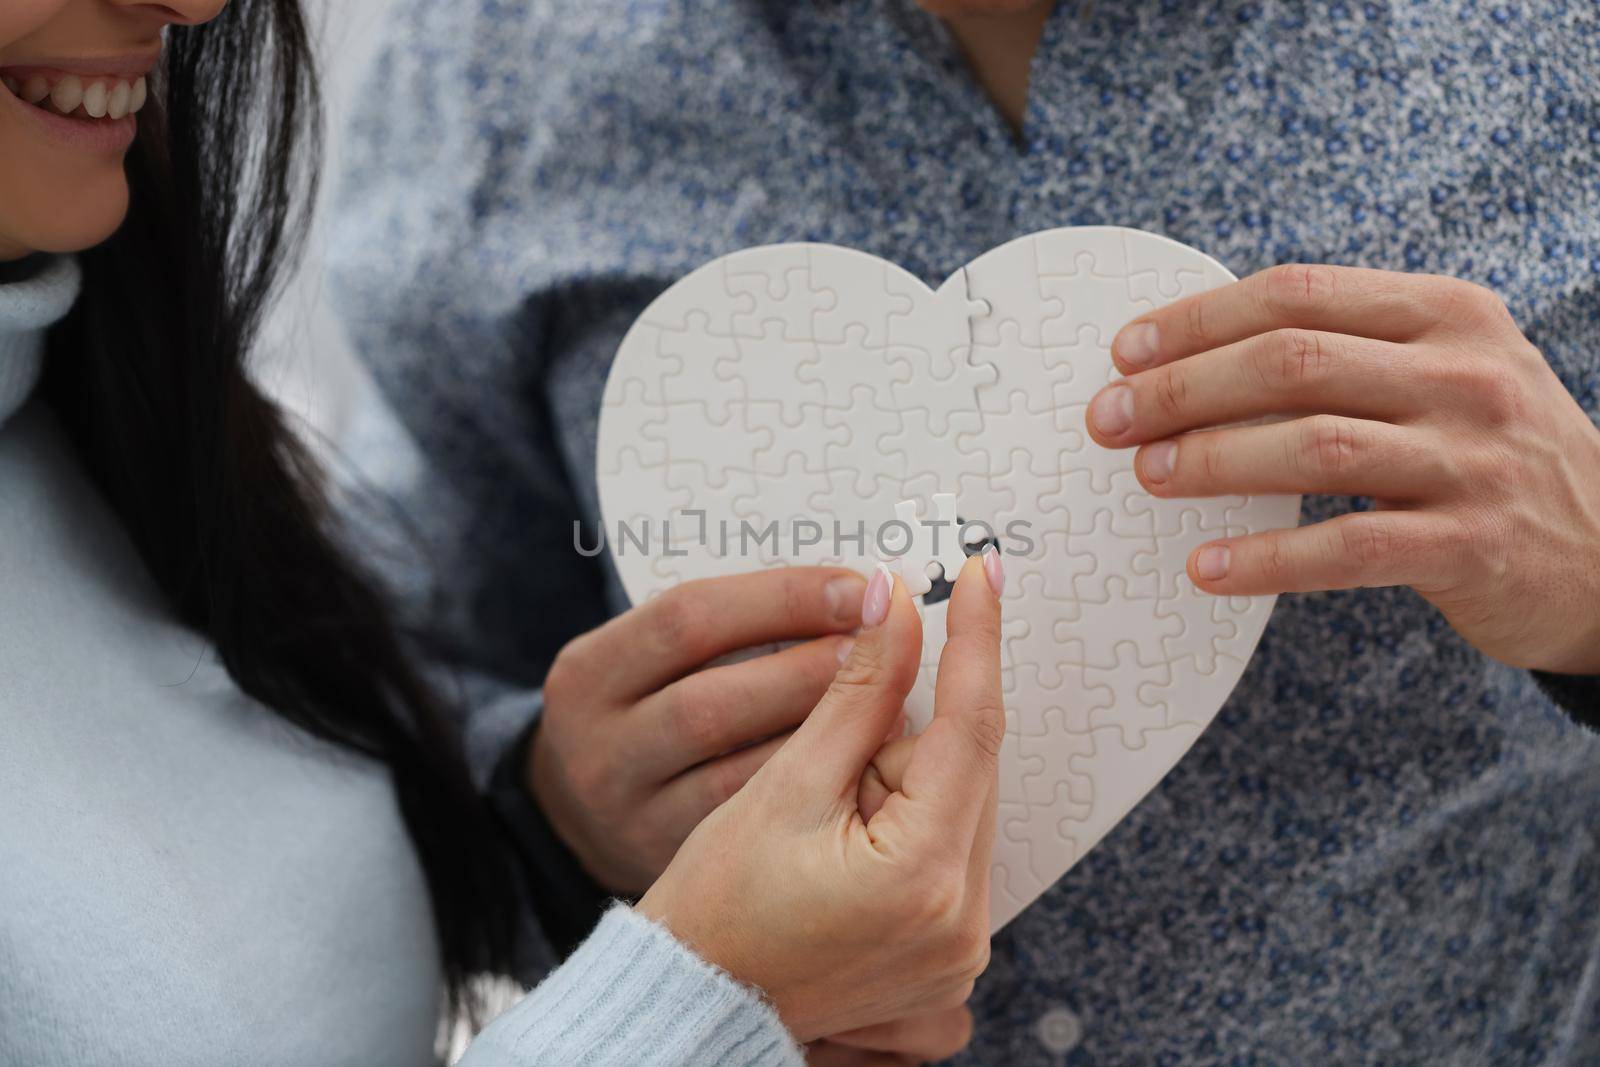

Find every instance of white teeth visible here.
[50,75,83,114]
[11,73,147,119]
[106,81,131,120]
[82,81,108,119]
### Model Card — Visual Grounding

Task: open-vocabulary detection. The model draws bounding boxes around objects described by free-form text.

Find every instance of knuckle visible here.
[1196,437,1225,487]
[962,700,1008,761]
[543,642,585,706]
[1300,415,1361,480]
[1454,507,1513,582]
[1268,328,1332,389]
[668,686,722,752]
[1256,533,1293,583]
[1263,263,1338,316]
[1459,279,1512,324]
[1153,365,1190,421]
[1466,360,1529,426]
[650,586,712,656]
[1183,294,1210,344]
[1337,518,1401,571]
[910,877,965,934]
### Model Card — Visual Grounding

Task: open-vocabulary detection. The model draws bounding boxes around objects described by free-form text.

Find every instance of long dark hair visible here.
[41,0,518,1028]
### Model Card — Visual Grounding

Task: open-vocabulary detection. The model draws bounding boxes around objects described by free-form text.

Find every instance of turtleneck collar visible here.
[0,256,82,434]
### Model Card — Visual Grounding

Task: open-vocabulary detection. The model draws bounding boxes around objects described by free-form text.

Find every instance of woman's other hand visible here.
[637,552,1005,1043]
[532,567,866,893]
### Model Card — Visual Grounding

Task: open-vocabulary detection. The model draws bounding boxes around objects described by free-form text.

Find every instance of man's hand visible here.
[531,567,866,894]
[1089,263,1600,675]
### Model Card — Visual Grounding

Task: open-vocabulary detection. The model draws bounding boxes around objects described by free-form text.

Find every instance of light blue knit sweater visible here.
[0,258,801,1067]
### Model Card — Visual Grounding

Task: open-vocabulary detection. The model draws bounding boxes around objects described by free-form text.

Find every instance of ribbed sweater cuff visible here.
[460,905,804,1067]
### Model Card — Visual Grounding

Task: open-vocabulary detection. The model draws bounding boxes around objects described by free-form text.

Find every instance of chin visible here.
[1,167,129,257]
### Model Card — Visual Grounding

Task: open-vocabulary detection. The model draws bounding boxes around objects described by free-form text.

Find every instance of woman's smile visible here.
[0,51,153,154]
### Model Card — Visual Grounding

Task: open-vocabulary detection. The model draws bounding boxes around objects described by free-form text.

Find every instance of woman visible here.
[0,1,1007,1063]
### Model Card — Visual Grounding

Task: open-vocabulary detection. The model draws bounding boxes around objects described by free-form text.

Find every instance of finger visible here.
[1087,329,1422,448]
[655,731,792,837]
[1134,416,1451,502]
[827,1005,975,1060]
[894,553,1004,851]
[857,736,916,823]
[633,634,853,776]
[778,565,922,799]
[579,567,866,702]
[1187,510,1470,597]
[1109,264,1485,373]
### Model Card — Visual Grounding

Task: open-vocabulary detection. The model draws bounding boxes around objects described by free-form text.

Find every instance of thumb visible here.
[781,564,922,799]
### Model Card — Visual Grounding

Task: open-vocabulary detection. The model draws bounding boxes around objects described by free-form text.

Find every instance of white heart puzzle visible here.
[596,226,1301,931]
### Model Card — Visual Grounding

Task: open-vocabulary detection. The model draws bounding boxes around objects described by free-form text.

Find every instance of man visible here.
[330,1,1600,1061]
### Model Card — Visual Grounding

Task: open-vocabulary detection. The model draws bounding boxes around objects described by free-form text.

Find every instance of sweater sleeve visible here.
[458,906,804,1067]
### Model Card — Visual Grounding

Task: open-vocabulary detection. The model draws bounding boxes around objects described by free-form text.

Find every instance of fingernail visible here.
[835,636,855,665]
[1117,322,1160,367]
[1090,384,1134,436]
[862,563,893,628]
[825,575,865,624]
[1143,440,1177,483]
[1195,544,1231,581]
[983,545,1004,597]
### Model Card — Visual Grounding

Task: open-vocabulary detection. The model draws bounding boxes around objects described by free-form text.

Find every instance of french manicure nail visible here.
[862,563,893,628]
[1143,440,1177,482]
[835,636,855,665]
[1195,545,1231,581]
[983,545,1005,597]
[1117,322,1160,367]
[825,575,865,624]
[1090,384,1134,436]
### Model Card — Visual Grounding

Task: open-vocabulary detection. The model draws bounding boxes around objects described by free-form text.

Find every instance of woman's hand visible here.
[637,553,1005,1043]
[531,567,867,893]
[807,1005,975,1065]
[1089,264,1600,675]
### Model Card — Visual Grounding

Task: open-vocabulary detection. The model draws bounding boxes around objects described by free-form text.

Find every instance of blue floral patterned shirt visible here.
[330,1,1600,1062]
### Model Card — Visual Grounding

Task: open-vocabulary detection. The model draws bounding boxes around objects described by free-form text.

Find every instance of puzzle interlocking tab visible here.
[596,226,1302,931]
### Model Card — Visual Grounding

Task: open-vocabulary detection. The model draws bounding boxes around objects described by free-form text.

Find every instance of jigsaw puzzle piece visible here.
[1083,641,1175,750]
[1034,230,1144,347]
[801,326,914,411]
[725,321,828,425]
[598,378,668,475]
[724,245,835,341]
[879,496,966,596]
[655,315,746,420]
[1138,653,1248,732]
[812,247,915,347]
[1132,507,1247,601]
[640,262,756,336]
[642,400,774,489]
[1063,511,1158,603]
[1056,582,1182,671]
[964,236,1064,348]
[1124,228,1232,311]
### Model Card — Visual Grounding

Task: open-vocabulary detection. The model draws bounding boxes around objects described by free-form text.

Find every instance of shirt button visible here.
[1036,1005,1084,1054]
